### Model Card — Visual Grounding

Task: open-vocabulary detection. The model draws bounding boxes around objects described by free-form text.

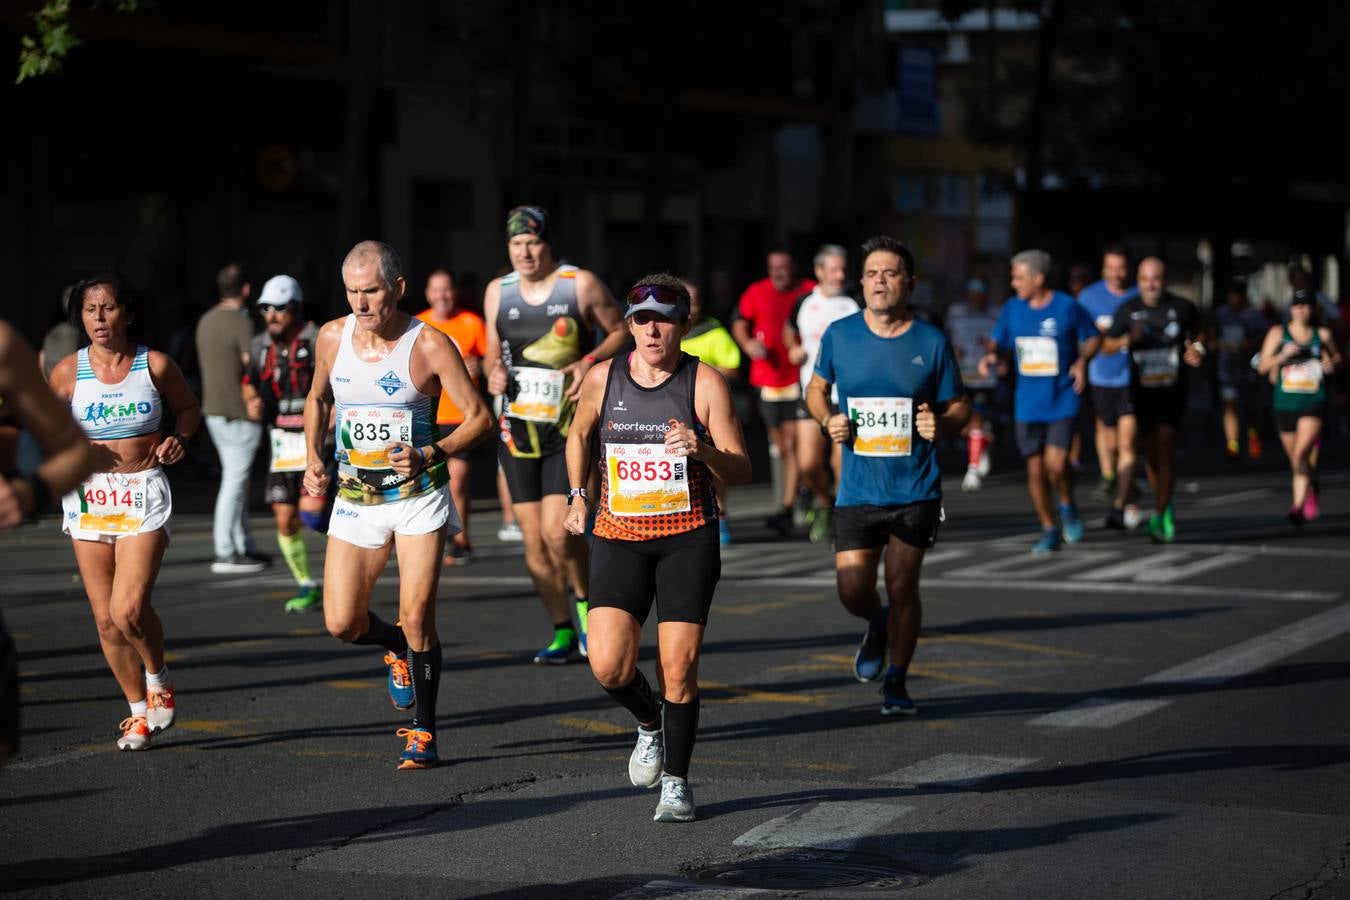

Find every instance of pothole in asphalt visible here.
[691,858,929,892]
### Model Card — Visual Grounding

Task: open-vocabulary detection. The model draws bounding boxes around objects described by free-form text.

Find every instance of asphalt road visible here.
[2,460,1349,899]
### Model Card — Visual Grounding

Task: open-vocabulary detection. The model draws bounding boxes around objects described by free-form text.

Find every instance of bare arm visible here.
[0,327,93,526]
[731,316,765,360]
[680,364,751,486]
[565,270,627,401]
[806,373,851,444]
[302,319,343,498]
[410,327,493,461]
[482,279,507,396]
[562,361,608,535]
[1256,325,1287,377]
[916,396,972,442]
[148,351,200,465]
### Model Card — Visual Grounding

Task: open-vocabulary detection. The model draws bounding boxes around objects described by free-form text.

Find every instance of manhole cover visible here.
[692,860,928,892]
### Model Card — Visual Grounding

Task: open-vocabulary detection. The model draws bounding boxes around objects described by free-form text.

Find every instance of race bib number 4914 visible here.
[78,473,146,534]
[848,397,912,457]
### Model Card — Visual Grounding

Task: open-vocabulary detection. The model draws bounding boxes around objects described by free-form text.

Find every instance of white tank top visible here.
[70,346,163,440]
[331,314,443,504]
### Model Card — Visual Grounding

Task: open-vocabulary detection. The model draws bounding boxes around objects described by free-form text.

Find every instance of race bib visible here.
[605,443,690,516]
[1095,315,1114,332]
[760,383,802,402]
[508,368,566,423]
[339,406,413,469]
[269,428,307,473]
[78,473,145,534]
[1281,359,1323,394]
[1134,347,1179,388]
[848,397,912,458]
[1015,336,1059,376]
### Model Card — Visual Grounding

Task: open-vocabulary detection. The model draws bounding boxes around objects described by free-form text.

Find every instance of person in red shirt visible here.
[732,248,816,535]
[416,269,488,564]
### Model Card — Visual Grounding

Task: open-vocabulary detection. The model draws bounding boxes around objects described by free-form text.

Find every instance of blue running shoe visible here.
[718,516,732,546]
[384,651,415,710]
[852,613,888,683]
[1031,528,1062,557]
[396,728,438,769]
[880,674,918,716]
[533,628,579,665]
[1060,504,1085,544]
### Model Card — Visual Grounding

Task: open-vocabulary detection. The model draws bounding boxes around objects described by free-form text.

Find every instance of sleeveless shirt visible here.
[71,346,163,440]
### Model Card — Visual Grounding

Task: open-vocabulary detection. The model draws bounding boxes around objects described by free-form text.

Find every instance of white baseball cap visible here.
[257,275,303,307]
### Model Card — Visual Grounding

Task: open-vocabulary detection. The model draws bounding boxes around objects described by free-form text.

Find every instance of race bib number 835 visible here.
[339,407,412,469]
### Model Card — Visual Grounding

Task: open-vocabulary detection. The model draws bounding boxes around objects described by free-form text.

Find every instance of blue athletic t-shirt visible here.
[1076,279,1138,388]
[814,313,964,508]
[992,291,1096,423]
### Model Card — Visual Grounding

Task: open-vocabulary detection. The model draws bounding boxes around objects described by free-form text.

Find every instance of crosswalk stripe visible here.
[732,800,913,851]
[875,753,1038,786]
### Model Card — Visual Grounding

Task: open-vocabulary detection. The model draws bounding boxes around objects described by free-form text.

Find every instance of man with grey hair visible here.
[981,249,1100,555]
[783,244,860,542]
[303,240,493,768]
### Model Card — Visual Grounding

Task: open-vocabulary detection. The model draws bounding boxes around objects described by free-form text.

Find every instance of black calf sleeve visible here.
[603,669,662,726]
[662,695,700,778]
[410,644,443,733]
[353,612,408,655]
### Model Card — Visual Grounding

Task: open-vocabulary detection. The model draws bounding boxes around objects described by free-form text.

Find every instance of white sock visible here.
[130,699,148,717]
[145,666,169,690]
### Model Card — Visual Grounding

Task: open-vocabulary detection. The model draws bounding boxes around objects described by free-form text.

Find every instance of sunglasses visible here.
[624,285,687,307]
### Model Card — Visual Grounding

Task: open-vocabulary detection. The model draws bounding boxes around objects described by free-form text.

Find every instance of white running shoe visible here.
[629,726,664,788]
[976,449,992,477]
[1123,504,1144,530]
[497,522,523,542]
[961,467,982,492]
[653,774,696,822]
[146,684,176,734]
[117,716,152,751]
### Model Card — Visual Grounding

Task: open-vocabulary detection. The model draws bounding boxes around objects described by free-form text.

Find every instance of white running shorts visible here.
[327,485,460,549]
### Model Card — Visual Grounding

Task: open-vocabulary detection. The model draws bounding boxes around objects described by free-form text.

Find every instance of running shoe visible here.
[117,715,152,751]
[1104,506,1125,530]
[533,628,579,665]
[961,467,982,492]
[497,521,523,542]
[1303,491,1321,523]
[1031,528,1062,557]
[1161,504,1176,542]
[1146,512,1174,544]
[718,516,732,546]
[1288,506,1305,528]
[210,554,265,575]
[976,448,992,477]
[653,774,696,822]
[575,597,589,658]
[284,585,322,614]
[808,505,833,543]
[1122,505,1145,530]
[763,507,793,537]
[1060,504,1085,544]
[629,725,664,788]
[1094,475,1117,500]
[384,651,415,709]
[1224,440,1240,463]
[443,541,474,567]
[852,616,888,683]
[880,674,918,716]
[146,684,176,734]
[1247,429,1262,460]
[396,728,438,769]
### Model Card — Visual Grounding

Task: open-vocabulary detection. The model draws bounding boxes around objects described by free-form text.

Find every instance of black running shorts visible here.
[589,523,720,626]
[833,500,944,552]
[1090,386,1132,427]
[1275,405,1325,433]
[497,442,569,503]
[1130,387,1186,436]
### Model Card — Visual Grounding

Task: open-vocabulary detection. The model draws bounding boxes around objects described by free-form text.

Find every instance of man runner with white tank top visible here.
[304,241,491,769]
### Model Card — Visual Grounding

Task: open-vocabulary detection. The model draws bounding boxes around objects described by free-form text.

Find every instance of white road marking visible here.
[875,753,1038,787]
[1193,488,1273,507]
[732,801,913,851]
[1030,603,1350,728]
[8,746,106,771]
[1073,550,1249,584]
[949,550,1122,579]
[610,882,769,899]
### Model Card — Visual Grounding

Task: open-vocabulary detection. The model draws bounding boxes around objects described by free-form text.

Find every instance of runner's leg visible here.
[74,540,144,704]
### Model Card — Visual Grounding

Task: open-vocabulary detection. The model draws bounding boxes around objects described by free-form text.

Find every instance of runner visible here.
[1075,244,1138,499]
[564,275,750,822]
[943,278,1001,492]
[305,241,491,769]
[416,268,488,565]
[482,206,626,663]
[783,244,860,541]
[1257,289,1340,526]
[1212,281,1269,462]
[981,250,1099,555]
[807,236,968,715]
[49,273,201,751]
[678,277,742,545]
[0,320,95,767]
[1100,258,1204,543]
[732,247,816,536]
[242,275,332,613]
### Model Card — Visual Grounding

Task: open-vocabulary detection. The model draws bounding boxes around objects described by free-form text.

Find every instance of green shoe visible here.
[1161,504,1176,543]
[284,585,322,613]
[575,598,589,658]
[533,627,579,665]
[808,505,833,544]
[1147,513,1173,544]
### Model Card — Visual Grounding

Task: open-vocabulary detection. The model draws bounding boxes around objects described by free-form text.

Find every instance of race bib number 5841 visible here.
[848,397,912,457]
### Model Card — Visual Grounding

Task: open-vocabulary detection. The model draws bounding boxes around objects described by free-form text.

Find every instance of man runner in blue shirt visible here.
[806,236,969,716]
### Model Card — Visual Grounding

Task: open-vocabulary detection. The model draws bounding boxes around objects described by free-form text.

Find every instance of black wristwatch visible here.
[819,419,831,436]
[567,487,587,506]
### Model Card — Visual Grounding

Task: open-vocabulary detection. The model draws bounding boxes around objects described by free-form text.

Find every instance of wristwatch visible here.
[567,487,587,505]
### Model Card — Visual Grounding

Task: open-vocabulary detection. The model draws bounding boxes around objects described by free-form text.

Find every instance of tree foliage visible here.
[15,0,141,84]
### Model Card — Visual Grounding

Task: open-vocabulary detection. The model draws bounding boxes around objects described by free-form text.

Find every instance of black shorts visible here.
[1131,387,1186,435]
[1015,417,1076,458]
[759,397,804,428]
[0,613,17,755]
[589,523,720,626]
[265,457,336,507]
[436,424,473,461]
[1276,405,1325,433]
[498,441,569,503]
[1091,386,1132,427]
[834,500,944,552]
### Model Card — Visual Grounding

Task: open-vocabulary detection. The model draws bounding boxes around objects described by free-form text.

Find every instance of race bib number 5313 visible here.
[848,397,912,457]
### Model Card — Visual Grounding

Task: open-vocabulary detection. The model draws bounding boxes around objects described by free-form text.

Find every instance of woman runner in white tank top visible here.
[48,274,201,753]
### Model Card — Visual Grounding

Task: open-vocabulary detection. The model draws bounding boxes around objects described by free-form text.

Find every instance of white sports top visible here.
[70,346,163,440]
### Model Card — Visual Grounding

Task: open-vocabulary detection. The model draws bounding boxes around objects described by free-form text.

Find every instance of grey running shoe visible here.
[629,726,664,788]
[211,554,265,574]
[653,774,696,822]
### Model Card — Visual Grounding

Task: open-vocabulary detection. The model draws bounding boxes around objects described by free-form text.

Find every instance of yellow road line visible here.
[554,716,628,736]
[289,627,327,637]
[702,680,826,706]
[212,638,275,650]
[923,634,1101,660]
[292,750,385,760]
[324,679,375,690]
[906,664,1002,687]
[173,719,257,736]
